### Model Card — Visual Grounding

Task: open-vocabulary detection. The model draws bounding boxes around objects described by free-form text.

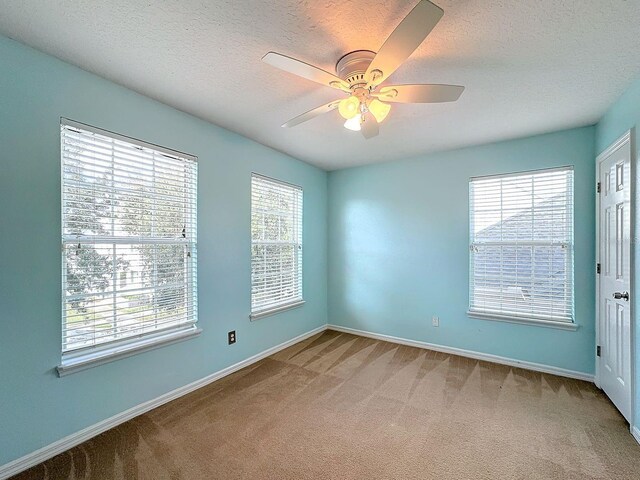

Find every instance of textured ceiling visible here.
[1,1,640,170]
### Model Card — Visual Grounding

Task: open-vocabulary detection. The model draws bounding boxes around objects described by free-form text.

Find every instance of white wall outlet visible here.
[432,316,439,327]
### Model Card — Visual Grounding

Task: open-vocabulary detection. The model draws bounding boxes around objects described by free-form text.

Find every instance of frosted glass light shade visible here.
[344,116,362,131]
[368,99,391,123]
[338,96,360,119]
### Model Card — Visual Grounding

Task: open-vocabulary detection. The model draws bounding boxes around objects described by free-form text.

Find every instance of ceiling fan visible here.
[262,0,464,139]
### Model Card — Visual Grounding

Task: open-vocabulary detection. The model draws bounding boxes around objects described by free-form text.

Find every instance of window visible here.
[468,167,574,325]
[250,174,303,319]
[61,119,198,365]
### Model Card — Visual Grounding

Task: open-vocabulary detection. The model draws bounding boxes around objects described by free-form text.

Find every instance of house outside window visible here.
[59,119,198,373]
[468,167,574,326]
[250,173,303,319]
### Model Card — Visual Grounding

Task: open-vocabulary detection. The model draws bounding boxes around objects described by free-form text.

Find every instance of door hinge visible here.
[596,345,601,357]
[596,263,601,274]
[597,182,601,193]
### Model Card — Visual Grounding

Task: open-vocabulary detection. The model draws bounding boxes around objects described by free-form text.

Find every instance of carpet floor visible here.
[11,330,640,479]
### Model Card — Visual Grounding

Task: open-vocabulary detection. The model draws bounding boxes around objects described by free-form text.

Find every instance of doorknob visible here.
[613,291,630,301]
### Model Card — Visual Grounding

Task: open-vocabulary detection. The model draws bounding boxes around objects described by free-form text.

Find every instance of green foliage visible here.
[118,174,188,314]
[62,134,195,351]
[63,155,126,313]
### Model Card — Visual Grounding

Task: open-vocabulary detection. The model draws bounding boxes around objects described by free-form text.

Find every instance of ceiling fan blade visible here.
[365,0,443,87]
[263,52,351,92]
[282,100,341,128]
[360,112,379,139]
[373,84,464,103]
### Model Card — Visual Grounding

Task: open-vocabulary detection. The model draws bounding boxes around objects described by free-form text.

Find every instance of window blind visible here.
[469,167,574,323]
[61,120,197,353]
[251,174,303,317]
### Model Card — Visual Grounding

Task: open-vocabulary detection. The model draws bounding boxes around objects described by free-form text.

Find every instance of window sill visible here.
[57,326,202,377]
[467,311,578,331]
[250,300,305,321]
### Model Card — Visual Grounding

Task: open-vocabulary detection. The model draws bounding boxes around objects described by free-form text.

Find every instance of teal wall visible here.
[0,36,328,465]
[595,75,640,429]
[3,26,639,469]
[328,127,596,375]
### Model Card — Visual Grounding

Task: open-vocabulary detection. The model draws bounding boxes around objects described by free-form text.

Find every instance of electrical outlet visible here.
[228,330,236,345]
[432,316,439,327]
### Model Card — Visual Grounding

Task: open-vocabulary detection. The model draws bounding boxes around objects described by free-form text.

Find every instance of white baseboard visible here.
[327,324,595,382]
[0,325,326,480]
[0,322,603,478]
[632,426,640,446]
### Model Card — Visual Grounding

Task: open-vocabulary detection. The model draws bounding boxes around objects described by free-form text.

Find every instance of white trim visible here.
[250,173,304,318]
[58,326,202,376]
[467,311,578,331]
[595,139,602,389]
[61,118,197,161]
[327,324,594,382]
[470,164,574,181]
[1,322,619,479]
[468,167,575,323]
[597,130,632,160]
[629,129,636,431]
[251,171,303,191]
[594,129,636,427]
[250,300,305,320]
[0,325,325,480]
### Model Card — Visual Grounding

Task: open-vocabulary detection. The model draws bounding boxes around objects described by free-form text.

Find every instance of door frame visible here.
[594,129,636,428]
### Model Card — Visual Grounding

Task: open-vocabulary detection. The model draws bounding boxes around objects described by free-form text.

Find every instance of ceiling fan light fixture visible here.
[344,115,362,131]
[263,1,463,140]
[368,99,391,123]
[338,95,360,119]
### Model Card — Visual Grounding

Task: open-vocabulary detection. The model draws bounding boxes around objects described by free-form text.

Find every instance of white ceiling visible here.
[1,1,640,170]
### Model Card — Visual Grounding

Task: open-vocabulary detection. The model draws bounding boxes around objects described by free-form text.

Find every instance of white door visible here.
[598,133,632,422]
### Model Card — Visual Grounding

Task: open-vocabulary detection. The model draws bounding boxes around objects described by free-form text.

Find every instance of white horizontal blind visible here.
[251,174,303,315]
[61,120,197,353]
[469,167,574,322]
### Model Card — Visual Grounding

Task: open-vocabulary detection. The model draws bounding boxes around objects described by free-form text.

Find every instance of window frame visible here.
[58,119,200,375]
[467,166,577,330]
[250,173,304,320]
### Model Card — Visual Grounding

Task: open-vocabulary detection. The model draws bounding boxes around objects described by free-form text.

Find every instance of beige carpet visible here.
[12,330,640,479]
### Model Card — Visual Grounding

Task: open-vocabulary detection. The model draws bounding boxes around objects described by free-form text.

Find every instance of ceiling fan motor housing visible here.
[336,50,376,88]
